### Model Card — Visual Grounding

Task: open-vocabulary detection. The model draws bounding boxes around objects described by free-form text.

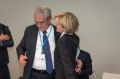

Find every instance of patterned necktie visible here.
[42,31,53,74]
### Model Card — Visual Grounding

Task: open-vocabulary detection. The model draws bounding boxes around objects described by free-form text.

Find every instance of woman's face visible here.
[55,18,65,33]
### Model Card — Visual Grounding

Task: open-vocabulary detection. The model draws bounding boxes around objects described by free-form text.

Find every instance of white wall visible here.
[0,0,120,79]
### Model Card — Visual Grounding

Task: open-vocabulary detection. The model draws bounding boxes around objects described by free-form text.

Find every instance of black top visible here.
[54,33,79,79]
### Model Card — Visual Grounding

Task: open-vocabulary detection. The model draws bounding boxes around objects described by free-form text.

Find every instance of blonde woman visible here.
[54,12,79,79]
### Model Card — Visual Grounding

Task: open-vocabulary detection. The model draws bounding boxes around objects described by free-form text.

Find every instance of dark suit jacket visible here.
[0,23,14,65]
[54,33,79,79]
[16,24,60,79]
[77,50,92,79]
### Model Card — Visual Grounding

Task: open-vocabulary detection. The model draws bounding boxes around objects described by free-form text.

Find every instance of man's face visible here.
[34,13,49,31]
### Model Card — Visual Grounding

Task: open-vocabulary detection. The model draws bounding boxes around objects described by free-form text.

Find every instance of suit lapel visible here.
[31,25,38,57]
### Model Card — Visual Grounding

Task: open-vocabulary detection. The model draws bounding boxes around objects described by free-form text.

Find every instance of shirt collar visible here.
[46,24,52,35]
[60,32,73,38]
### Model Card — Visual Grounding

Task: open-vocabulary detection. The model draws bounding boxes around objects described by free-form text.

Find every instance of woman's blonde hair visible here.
[54,12,79,33]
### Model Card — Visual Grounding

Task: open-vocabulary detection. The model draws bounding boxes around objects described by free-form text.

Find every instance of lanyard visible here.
[38,26,52,49]
[76,47,80,60]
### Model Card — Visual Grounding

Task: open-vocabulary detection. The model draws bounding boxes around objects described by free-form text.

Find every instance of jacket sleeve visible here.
[0,26,14,47]
[16,27,27,58]
[77,51,92,76]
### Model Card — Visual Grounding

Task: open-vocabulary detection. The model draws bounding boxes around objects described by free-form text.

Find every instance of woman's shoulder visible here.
[80,50,91,57]
[58,33,79,45]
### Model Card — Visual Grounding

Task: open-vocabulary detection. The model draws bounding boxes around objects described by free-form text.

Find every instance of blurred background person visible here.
[0,23,14,79]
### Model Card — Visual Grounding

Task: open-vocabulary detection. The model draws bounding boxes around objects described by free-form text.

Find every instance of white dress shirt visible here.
[32,24,55,70]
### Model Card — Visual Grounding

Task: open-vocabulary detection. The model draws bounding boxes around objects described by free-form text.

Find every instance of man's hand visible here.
[0,33,10,41]
[18,54,28,66]
[75,59,83,74]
